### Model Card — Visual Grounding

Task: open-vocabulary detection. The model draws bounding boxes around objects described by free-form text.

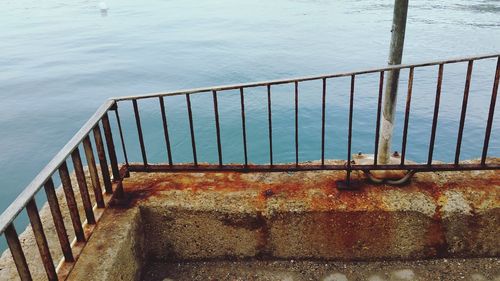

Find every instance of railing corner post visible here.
[109,99,118,111]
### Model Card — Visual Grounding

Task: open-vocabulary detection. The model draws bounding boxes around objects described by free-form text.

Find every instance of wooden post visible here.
[378,0,409,164]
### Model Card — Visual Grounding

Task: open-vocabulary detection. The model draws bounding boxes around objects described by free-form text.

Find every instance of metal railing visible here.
[116,53,499,176]
[0,100,127,281]
[1,53,499,280]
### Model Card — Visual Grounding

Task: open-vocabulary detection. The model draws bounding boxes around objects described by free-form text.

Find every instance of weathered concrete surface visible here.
[66,207,143,281]
[1,159,498,280]
[140,258,500,281]
[125,160,499,261]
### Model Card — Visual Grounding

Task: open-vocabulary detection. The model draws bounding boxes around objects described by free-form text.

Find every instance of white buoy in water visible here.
[99,1,108,11]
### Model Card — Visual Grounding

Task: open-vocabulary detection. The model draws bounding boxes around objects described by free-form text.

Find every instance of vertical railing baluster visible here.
[240,88,248,167]
[58,161,85,242]
[93,124,113,194]
[346,75,355,185]
[101,113,120,181]
[428,64,444,165]
[213,90,223,167]
[159,96,173,166]
[267,84,273,167]
[481,57,500,165]
[374,71,384,166]
[83,136,105,208]
[455,60,474,165]
[44,177,74,262]
[321,78,327,167]
[5,224,32,281]
[186,94,198,166]
[401,67,414,165]
[26,199,57,281]
[132,99,148,166]
[114,106,129,167]
[71,148,96,224]
[295,81,299,166]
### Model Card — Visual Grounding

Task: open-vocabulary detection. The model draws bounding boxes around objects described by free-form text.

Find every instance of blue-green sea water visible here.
[0,0,499,250]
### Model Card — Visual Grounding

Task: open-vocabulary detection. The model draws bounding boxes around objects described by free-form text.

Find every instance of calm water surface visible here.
[1,0,499,223]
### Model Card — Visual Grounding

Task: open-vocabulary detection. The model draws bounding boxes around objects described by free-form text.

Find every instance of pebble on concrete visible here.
[323,273,349,281]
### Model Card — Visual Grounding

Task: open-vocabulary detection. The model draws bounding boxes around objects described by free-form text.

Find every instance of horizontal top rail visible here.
[113,53,499,101]
[0,99,116,234]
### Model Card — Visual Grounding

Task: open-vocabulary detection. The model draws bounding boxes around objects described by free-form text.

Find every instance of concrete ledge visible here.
[120,163,499,262]
[67,207,143,281]
[1,160,498,280]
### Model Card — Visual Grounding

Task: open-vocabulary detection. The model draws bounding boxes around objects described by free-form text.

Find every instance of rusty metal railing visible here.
[115,53,499,178]
[1,53,499,280]
[0,100,129,280]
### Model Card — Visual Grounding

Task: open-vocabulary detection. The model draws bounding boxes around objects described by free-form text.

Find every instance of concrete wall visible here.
[129,167,499,262]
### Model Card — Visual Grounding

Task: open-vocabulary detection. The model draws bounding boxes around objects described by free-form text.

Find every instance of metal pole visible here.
[378,0,409,164]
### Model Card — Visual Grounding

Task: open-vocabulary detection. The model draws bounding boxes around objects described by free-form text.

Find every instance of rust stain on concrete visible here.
[120,166,499,215]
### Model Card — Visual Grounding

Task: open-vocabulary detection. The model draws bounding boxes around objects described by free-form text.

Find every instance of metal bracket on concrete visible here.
[353,152,417,186]
[364,169,416,185]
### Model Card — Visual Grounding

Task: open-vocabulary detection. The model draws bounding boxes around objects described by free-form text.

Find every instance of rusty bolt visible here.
[393,151,400,157]
[263,189,274,198]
